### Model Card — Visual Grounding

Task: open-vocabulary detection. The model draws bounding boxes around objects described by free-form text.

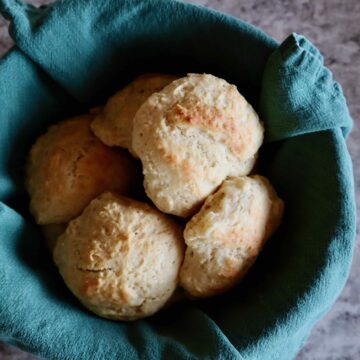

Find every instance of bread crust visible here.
[133,73,264,217]
[180,176,284,297]
[26,115,139,224]
[54,192,185,320]
[91,73,178,156]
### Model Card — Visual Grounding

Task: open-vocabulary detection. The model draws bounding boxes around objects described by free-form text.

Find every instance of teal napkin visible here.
[0,1,356,359]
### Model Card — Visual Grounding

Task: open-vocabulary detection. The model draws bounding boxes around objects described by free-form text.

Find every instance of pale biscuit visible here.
[179,176,284,297]
[54,192,185,321]
[26,115,139,224]
[132,73,264,217]
[91,73,178,155]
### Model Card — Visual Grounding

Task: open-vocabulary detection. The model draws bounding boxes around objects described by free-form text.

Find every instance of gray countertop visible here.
[0,0,359,359]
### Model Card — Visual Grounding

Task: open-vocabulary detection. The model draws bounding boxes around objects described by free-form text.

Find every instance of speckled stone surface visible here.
[0,1,359,359]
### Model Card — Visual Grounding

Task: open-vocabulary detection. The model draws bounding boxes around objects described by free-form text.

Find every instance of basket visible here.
[0,0,356,359]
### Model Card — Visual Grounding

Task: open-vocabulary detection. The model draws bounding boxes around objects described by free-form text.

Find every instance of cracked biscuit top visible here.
[26,115,139,224]
[53,192,185,320]
[132,73,264,218]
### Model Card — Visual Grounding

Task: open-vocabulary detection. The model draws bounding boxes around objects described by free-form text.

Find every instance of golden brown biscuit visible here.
[132,73,264,217]
[91,73,178,155]
[179,176,284,297]
[26,115,139,224]
[54,192,185,321]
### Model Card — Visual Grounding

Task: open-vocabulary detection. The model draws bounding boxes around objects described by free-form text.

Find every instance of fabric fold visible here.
[0,0,277,103]
[260,33,353,142]
[0,0,50,33]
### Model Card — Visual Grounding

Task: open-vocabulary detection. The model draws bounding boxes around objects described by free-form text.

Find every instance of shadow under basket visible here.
[0,0,355,359]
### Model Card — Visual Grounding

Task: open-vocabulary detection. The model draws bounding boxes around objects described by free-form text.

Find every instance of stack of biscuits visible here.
[26,73,284,321]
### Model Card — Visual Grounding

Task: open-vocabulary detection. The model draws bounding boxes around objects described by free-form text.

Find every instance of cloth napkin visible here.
[0,0,356,359]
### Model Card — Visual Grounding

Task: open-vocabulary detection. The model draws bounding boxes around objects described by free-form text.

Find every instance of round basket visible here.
[0,0,355,359]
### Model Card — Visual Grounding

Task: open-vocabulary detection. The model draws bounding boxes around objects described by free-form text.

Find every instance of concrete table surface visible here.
[0,0,359,359]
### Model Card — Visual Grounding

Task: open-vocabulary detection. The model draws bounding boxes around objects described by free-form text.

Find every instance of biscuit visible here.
[132,73,264,217]
[26,115,139,224]
[91,73,178,155]
[54,192,185,321]
[179,176,284,297]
